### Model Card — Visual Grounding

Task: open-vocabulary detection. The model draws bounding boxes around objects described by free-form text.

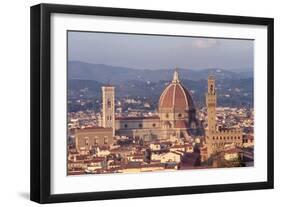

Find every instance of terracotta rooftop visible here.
[174,120,189,128]
[159,71,195,110]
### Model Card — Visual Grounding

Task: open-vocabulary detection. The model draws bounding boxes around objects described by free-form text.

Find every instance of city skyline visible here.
[67,32,254,176]
[68,31,254,71]
[68,71,254,175]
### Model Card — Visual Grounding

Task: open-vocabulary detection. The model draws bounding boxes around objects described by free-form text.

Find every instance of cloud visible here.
[192,39,220,49]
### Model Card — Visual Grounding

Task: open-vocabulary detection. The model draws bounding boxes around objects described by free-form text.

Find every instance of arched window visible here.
[104,136,108,144]
[84,137,89,146]
[107,100,111,108]
[94,136,98,145]
[210,84,214,93]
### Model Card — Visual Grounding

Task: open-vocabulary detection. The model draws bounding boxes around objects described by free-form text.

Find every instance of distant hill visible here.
[68,79,103,91]
[67,61,253,111]
[68,61,253,83]
[68,78,253,108]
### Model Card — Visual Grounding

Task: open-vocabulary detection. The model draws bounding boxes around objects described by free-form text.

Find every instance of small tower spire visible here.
[172,68,180,83]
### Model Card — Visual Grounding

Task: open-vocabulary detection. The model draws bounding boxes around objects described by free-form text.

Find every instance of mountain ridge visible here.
[68,61,253,83]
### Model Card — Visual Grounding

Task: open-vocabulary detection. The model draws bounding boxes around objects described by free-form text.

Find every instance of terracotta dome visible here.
[159,70,195,110]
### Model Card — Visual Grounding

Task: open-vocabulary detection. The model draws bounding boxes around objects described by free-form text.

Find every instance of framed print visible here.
[30,3,274,203]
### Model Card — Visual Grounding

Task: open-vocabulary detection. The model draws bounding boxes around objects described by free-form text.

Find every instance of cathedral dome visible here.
[159,70,195,111]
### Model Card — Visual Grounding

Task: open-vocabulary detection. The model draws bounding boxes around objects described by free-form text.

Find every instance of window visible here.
[152,123,156,127]
[166,113,169,118]
[210,84,213,93]
[178,113,182,118]
[124,124,128,128]
[94,136,98,145]
[107,100,111,108]
[104,136,108,144]
[85,137,89,146]
[139,123,143,128]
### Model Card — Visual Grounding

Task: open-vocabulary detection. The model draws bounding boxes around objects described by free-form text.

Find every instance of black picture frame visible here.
[30,3,274,204]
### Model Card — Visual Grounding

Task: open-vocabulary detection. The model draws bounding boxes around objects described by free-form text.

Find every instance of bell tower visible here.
[102,86,115,136]
[206,75,217,133]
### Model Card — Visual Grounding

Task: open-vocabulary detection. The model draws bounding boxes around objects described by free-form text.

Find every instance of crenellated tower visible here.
[203,75,243,161]
[206,75,217,133]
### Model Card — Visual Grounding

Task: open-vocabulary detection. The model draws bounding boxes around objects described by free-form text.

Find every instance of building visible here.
[114,70,204,140]
[73,86,116,153]
[75,70,203,150]
[102,85,115,136]
[204,75,243,159]
[71,70,251,174]
[75,127,114,152]
[74,72,243,159]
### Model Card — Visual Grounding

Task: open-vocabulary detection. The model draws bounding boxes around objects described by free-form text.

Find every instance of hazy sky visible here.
[68,31,254,71]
